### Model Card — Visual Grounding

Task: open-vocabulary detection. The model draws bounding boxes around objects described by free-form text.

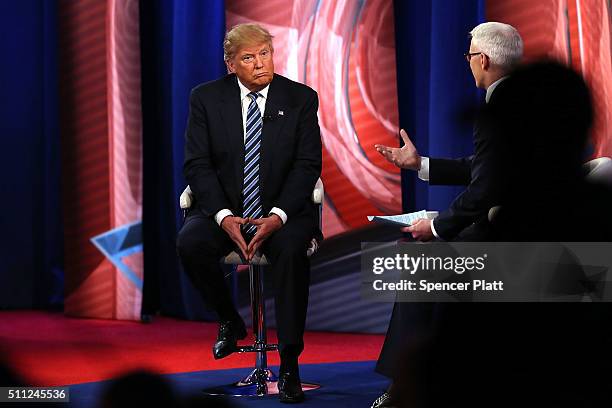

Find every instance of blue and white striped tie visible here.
[242,92,263,235]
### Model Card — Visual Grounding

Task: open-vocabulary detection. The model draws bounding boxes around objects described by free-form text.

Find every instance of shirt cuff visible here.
[269,207,287,224]
[215,209,234,226]
[430,217,442,240]
[418,157,430,181]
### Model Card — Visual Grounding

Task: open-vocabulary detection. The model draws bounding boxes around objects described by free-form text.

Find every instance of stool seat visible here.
[223,251,269,265]
[222,238,320,266]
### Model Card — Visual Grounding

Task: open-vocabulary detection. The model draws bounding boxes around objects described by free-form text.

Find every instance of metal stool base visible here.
[202,264,320,397]
[201,368,321,397]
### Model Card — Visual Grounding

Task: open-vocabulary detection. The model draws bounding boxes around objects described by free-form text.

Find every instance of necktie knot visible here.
[248,92,260,102]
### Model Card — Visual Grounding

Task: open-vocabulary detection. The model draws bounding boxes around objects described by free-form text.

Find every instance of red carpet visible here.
[0,311,384,386]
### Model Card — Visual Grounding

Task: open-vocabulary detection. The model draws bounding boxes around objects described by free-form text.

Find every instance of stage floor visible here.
[68,361,388,407]
[0,311,385,387]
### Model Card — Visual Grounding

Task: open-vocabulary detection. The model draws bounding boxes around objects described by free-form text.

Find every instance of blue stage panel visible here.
[68,361,389,407]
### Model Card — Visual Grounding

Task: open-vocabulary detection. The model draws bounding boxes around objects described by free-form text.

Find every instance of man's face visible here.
[468,40,485,88]
[227,42,274,91]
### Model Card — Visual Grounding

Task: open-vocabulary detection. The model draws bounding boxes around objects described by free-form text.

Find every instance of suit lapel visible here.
[219,75,245,193]
[260,76,287,186]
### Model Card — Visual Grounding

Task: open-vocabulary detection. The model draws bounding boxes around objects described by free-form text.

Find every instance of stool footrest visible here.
[237,343,279,353]
[201,368,321,397]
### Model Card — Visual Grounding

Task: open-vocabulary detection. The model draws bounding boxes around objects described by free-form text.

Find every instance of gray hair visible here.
[470,22,523,69]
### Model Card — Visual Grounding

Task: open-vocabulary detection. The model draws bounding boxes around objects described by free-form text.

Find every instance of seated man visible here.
[370,22,523,408]
[391,61,612,408]
[376,22,523,242]
[176,23,322,404]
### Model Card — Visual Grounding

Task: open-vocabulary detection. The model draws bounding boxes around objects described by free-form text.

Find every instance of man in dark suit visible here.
[370,22,523,408]
[176,23,321,403]
[390,62,612,408]
[375,22,523,243]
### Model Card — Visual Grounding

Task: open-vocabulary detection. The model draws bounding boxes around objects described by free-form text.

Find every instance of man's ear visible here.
[226,60,235,73]
[481,54,490,71]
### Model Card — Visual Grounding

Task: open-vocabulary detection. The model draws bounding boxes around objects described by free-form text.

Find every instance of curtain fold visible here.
[0,1,63,309]
[140,0,226,319]
[394,0,485,214]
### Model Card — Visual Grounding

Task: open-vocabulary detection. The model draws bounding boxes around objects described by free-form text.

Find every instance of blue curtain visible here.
[140,0,226,319]
[0,1,63,309]
[394,0,485,214]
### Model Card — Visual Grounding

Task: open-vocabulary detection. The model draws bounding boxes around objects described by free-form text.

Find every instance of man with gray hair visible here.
[371,22,523,408]
[376,21,523,242]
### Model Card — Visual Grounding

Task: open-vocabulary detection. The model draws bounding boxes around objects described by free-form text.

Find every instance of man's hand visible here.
[401,218,434,242]
[246,214,283,261]
[220,216,249,260]
[375,129,421,170]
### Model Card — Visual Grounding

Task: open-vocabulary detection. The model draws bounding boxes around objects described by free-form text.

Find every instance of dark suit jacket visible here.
[183,73,322,229]
[429,81,508,241]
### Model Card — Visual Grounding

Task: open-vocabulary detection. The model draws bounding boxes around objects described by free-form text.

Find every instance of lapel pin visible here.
[278,110,284,116]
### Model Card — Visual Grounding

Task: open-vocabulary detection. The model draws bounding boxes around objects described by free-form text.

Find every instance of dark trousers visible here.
[377,301,612,405]
[176,209,312,356]
[375,302,439,378]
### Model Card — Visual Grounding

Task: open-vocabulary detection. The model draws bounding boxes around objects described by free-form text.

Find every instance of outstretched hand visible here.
[375,129,421,170]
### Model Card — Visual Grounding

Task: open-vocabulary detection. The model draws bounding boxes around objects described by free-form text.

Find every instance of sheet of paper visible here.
[367,210,429,226]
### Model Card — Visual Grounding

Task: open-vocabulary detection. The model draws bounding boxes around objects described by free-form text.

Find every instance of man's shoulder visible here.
[487,77,512,105]
[191,74,236,98]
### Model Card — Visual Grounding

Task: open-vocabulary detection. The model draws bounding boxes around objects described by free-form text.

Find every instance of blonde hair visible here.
[223,23,274,61]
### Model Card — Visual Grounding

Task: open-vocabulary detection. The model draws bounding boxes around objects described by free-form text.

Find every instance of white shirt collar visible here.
[485,76,508,103]
[237,77,270,101]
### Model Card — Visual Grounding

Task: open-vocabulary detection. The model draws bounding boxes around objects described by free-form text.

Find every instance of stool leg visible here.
[250,264,267,370]
[248,264,271,395]
[201,263,319,396]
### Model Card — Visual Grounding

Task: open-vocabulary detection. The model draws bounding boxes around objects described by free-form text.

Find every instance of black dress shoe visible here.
[212,319,247,360]
[278,371,304,403]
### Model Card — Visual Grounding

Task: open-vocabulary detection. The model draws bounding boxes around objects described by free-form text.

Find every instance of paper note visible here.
[367,210,429,227]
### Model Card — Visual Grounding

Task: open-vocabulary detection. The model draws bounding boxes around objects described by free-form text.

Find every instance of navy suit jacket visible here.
[183,73,322,230]
[429,81,508,241]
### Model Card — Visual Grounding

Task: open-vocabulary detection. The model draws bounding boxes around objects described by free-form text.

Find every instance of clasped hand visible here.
[221,215,283,261]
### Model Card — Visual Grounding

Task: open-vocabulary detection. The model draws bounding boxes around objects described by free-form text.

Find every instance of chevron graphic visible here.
[90,221,143,289]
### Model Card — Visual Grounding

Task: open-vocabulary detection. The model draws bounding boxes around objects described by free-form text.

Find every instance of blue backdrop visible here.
[0,1,63,309]
[394,0,485,214]
[140,0,227,319]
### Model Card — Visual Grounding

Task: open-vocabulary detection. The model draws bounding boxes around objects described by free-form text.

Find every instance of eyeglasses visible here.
[240,49,272,64]
[464,52,483,62]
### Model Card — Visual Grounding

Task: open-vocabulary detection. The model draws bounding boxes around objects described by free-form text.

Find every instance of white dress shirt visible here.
[214,78,288,226]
